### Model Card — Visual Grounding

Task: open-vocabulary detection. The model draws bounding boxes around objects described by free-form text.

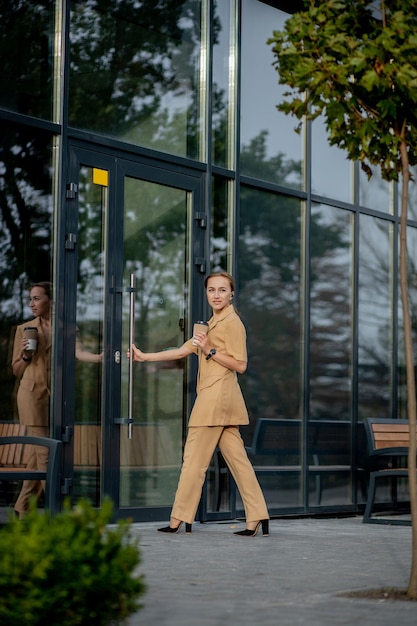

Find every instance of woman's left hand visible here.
[194,332,209,353]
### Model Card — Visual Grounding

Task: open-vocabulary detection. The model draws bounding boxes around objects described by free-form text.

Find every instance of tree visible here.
[268,0,417,598]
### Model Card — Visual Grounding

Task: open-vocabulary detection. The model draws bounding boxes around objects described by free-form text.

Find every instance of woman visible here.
[11,281,101,517]
[129,271,269,537]
[11,282,54,517]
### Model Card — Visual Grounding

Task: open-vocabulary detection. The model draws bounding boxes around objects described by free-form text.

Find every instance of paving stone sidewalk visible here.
[126,516,415,626]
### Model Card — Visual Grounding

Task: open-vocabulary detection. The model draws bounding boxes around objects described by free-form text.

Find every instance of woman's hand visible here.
[127,343,146,362]
[20,337,31,358]
[193,332,210,354]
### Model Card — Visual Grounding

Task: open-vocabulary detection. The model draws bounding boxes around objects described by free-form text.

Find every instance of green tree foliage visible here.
[268,0,417,598]
[269,0,417,180]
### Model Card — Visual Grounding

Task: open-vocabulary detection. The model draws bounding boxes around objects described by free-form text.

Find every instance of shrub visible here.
[0,498,146,626]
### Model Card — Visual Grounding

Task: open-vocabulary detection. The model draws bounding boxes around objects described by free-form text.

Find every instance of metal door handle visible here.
[127,273,135,439]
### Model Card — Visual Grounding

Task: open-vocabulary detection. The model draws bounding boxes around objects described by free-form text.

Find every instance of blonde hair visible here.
[204,271,235,291]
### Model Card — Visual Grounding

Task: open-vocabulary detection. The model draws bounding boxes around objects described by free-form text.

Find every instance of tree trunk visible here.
[399,139,417,598]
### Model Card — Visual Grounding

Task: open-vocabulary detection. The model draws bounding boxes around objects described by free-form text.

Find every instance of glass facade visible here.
[0,118,54,414]
[69,0,205,160]
[0,1,57,121]
[0,0,415,522]
[240,2,303,188]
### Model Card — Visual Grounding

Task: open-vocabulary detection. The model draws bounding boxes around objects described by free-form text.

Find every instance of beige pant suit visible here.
[11,317,51,515]
[171,306,269,525]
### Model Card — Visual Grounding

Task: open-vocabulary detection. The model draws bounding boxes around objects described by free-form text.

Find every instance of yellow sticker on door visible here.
[93,168,109,187]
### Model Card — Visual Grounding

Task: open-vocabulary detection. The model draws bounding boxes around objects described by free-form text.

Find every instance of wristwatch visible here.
[206,349,216,361]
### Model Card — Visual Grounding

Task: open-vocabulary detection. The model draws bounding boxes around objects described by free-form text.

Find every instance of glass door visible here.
[118,175,191,516]
[71,162,107,507]
[66,146,205,521]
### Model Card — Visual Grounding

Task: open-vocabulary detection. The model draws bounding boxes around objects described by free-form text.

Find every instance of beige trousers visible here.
[14,425,49,516]
[171,425,269,525]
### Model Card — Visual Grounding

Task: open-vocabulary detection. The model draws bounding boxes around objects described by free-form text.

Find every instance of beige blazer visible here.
[187,305,249,427]
[12,317,51,427]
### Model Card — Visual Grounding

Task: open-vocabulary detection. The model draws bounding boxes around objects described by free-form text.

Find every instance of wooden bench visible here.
[363,418,416,525]
[245,418,363,505]
[0,425,62,515]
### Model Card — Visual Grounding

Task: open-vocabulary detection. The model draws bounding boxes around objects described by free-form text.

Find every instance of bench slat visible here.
[0,423,27,466]
[372,424,409,432]
[367,419,417,452]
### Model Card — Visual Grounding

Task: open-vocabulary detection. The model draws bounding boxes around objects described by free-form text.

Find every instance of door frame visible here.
[60,141,208,521]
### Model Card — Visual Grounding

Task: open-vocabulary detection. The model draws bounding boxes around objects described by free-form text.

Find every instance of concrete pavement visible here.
[127,515,415,626]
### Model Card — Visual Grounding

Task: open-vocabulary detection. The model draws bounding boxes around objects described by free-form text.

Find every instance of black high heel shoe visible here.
[157,521,192,534]
[234,519,269,537]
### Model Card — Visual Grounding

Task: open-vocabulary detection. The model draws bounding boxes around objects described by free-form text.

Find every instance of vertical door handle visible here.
[127,273,135,439]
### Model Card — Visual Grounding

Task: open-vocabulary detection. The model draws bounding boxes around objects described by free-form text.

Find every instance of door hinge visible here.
[61,426,73,443]
[65,233,77,250]
[66,182,78,199]
[194,212,207,229]
[61,477,73,495]
[194,257,206,274]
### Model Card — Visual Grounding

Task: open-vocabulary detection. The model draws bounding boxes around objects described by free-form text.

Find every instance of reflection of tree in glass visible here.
[0,1,53,119]
[123,185,186,352]
[238,133,347,424]
[241,130,302,191]
[357,219,391,418]
[309,208,351,420]
[69,0,203,157]
[0,123,52,422]
[76,169,105,314]
[358,220,391,357]
[0,123,52,321]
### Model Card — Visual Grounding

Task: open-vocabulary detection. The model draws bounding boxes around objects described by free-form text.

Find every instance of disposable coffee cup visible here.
[192,321,208,346]
[23,326,38,353]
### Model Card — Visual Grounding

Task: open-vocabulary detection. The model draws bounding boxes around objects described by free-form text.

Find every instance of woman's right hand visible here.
[127,343,146,362]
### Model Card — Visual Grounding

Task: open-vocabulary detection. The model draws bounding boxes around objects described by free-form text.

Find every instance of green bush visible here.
[0,499,146,626]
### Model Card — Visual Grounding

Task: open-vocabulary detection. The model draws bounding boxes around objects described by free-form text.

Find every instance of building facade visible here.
[0,0,415,522]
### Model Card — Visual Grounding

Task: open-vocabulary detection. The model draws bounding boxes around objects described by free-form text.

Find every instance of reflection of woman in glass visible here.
[129,271,269,537]
[11,281,101,518]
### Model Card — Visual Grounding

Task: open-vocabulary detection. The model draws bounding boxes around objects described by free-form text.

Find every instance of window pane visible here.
[359,167,392,213]
[358,215,392,419]
[69,0,204,160]
[0,1,55,120]
[0,121,53,516]
[121,178,187,508]
[311,116,352,202]
[212,0,233,168]
[211,176,230,271]
[72,166,106,505]
[309,204,353,506]
[239,187,302,509]
[310,204,352,420]
[398,224,417,419]
[0,121,53,316]
[240,0,302,189]
[404,166,417,221]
